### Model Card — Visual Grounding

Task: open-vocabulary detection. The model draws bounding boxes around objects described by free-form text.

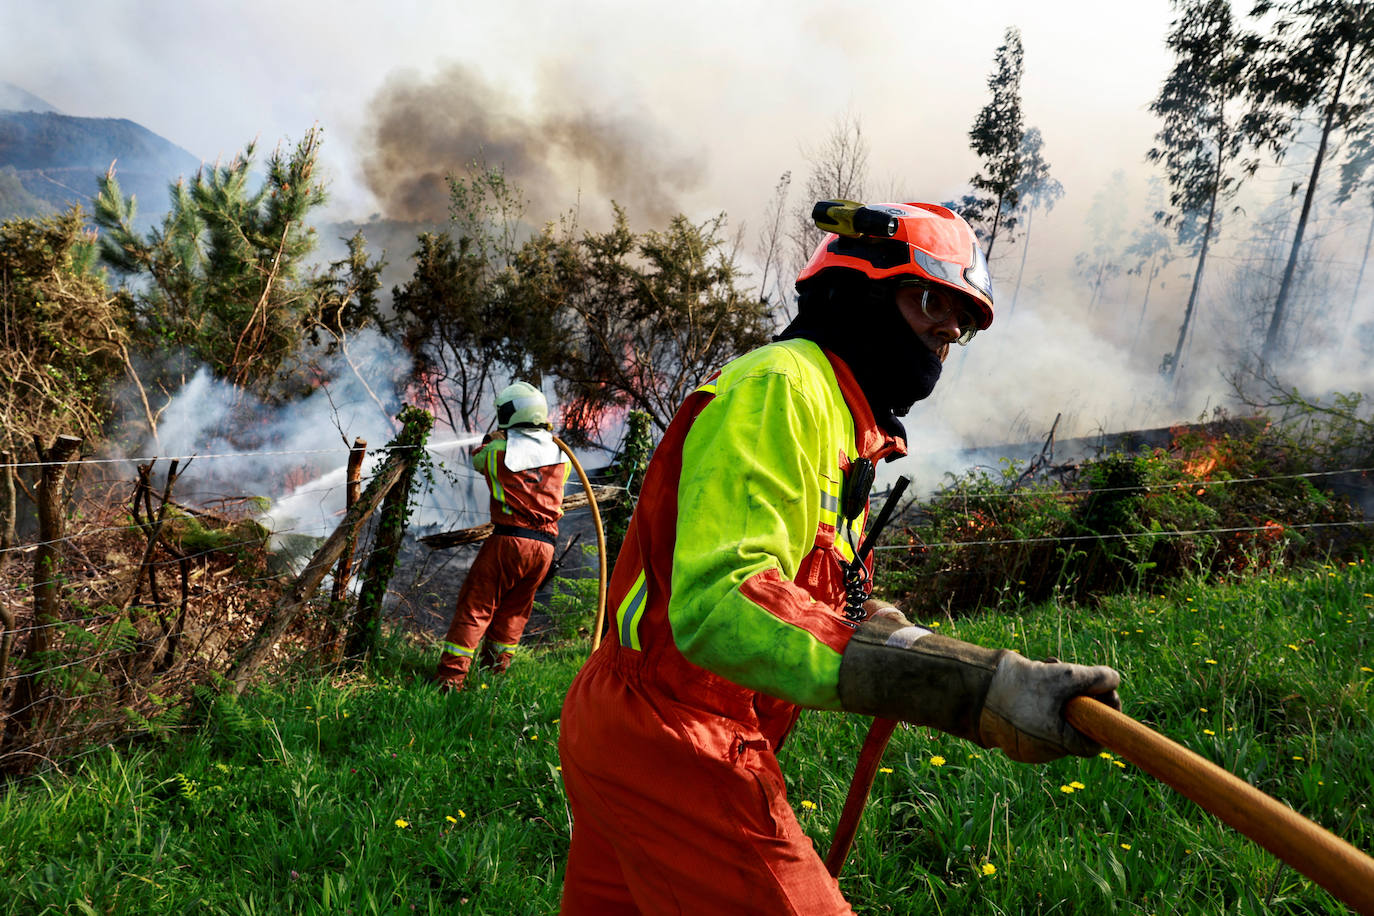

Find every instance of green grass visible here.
[2,562,1371,915]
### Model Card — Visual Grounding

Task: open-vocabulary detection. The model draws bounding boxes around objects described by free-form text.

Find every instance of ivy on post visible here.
[2,434,81,762]
[344,406,434,663]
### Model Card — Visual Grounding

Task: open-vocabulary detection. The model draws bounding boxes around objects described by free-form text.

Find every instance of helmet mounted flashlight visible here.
[812,200,900,238]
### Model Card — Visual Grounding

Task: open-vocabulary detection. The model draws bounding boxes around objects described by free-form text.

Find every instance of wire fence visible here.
[1,432,1370,780]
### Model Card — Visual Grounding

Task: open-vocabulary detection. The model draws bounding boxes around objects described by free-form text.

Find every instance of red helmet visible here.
[796,202,994,331]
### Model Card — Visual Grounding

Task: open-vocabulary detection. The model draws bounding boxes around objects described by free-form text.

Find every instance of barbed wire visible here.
[925,465,1374,500]
[875,518,1371,553]
[0,435,599,472]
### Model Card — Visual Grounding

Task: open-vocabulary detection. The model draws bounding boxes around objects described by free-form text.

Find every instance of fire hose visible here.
[551,436,608,652]
[825,702,1374,914]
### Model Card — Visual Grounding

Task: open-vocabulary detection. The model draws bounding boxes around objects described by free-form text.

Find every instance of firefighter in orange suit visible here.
[557,202,1122,913]
[434,382,570,690]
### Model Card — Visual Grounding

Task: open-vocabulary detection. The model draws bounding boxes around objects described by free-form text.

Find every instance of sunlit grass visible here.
[1,561,1370,914]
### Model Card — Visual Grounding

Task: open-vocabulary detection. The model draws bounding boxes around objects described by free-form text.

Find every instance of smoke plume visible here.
[360,62,704,225]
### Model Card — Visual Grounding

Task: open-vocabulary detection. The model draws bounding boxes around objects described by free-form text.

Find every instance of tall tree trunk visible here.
[1166,182,1220,381]
[1339,202,1374,354]
[1261,39,1354,366]
[985,191,1006,260]
[1010,207,1035,316]
[1132,252,1162,353]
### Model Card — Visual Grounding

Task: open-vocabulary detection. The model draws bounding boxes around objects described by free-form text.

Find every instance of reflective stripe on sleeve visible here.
[485,444,507,508]
[616,568,649,651]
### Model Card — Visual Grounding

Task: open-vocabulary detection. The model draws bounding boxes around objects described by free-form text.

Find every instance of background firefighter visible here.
[556,202,1122,914]
[433,382,570,690]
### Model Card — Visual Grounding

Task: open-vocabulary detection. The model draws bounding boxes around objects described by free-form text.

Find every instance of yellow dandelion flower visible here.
[1070,781,1085,790]
[446,815,458,824]
[929,755,946,766]
[1361,666,1373,673]
[1060,785,1075,794]
[1113,760,1126,768]
[480,683,489,690]
[878,767,894,774]
[458,810,467,818]
[1205,659,1218,665]
[981,863,997,876]
[531,735,539,741]
[1286,644,1300,652]
[930,621,941,628]
[800,799,816,810]
[1203,729,1215,736]
[395,818,410,829]
[1099,752,1114,760]
[1120,843,1132,851]
[1199,707,1208,712]
[1292,755,1304,761]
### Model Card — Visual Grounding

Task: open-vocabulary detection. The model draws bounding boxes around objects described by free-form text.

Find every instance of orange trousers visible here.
[558,649,853,915]
[436,533,553,685]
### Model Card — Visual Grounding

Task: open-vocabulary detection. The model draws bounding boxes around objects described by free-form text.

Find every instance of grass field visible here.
[1,560,1371,915]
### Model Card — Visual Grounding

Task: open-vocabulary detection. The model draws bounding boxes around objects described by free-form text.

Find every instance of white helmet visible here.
[495,381,549,429]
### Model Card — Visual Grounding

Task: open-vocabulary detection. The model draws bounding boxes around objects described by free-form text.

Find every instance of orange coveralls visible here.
[435,429,570,687]
[558,340,905,914]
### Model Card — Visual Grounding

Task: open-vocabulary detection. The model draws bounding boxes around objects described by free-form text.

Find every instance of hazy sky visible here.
[15,0,1370,472]
[4,1,1173,231]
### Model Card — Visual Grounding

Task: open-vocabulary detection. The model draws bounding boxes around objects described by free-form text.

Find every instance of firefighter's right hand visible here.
[837,609,1121,763]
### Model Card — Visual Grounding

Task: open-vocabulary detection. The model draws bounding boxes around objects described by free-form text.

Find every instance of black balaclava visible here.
[776,271,943,433]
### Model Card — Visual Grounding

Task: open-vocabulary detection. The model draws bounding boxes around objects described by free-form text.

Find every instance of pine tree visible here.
[94,128,328,412]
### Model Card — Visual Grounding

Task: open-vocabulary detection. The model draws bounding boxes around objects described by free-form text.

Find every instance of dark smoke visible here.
[361,62,704,224]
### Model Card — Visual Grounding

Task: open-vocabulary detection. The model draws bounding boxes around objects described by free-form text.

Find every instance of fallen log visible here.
[419,485,621,549]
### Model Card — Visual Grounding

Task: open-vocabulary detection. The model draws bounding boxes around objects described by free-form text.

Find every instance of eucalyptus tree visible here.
[1148,0,1269,381]
[1007,126,1064,315]
[1125,179,1177,351]
[1252,0,1374,362]
[1076,170,1129,314]
[962,26,1027,261]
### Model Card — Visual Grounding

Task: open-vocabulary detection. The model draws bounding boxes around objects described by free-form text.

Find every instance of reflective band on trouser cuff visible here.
[488,641,518,655]
[442,642,477,658]
[616,569,649,651]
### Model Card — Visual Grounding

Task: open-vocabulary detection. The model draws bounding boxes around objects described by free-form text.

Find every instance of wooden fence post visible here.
[1,451,15,553]
[227,410,431,693]
[2,434,82,754]
[345,409,433,661]
[325,438,367,661]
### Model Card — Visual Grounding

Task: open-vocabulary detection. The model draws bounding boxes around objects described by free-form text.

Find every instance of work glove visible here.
[837,602,1121,763]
